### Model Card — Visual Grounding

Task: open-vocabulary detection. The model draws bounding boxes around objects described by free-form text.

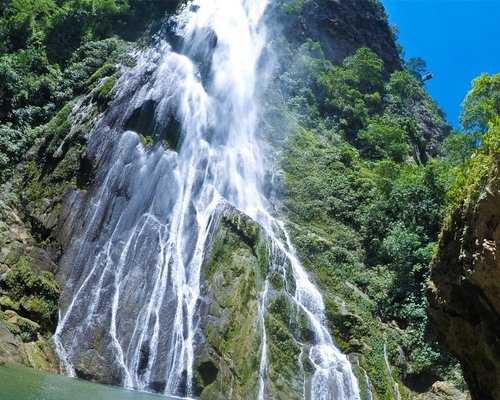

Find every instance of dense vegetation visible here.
[447,73,500,208]
[0,0,498,397]
[0,0,179,182]
[0,0,177,368]
[268,34,498,397]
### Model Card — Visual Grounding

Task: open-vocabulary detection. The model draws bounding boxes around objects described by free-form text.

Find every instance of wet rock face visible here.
[74,349,120,384]
[279,0,401,73]
[0,202,60,372]
[194,208,264,399]
[194,208,307,400]
[428,156,500,400]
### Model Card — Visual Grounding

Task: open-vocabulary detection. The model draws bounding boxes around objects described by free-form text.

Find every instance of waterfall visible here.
[53,0,360,399]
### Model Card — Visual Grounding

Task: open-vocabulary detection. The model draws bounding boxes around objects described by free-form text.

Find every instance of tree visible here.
[461,72,500,132]
[343,47,384,93]
[359,116,408,162]
[405,57,427,81]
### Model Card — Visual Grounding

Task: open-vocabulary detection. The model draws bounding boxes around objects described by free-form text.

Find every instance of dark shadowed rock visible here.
[75,349,120,385]
[428,155,500,400]
[279,0,401,73]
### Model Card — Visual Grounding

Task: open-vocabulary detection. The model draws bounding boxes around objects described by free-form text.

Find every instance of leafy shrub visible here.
[359,116,409,161]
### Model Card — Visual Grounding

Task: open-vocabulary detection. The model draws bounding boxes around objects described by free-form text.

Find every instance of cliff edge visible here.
[279,0,401,73]
[428,154,500,400]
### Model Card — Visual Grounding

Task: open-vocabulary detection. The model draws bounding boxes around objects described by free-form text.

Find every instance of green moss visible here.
[361,335,393,400]
[222,213,260,246]
[96,73,118,108]
[255,237,269,280]
[37,101,74,158]
[279,0,304,15]
[0,318,21,336]
[89,333,102,350]
[268,272,284,290]
[17,317,39,342]
[298,313,310,341]
[162,138,175,150]
[268,294,297,332]
[200,211,263,397]
[265,313,301,384]
[139,133,154,148]
[5,257,36,300]
[3,256,59,332]
[0,295,19,311]
[3,245,22,268]
[23,296,58,328]
[352,364,370,400]
[88,63,116,86]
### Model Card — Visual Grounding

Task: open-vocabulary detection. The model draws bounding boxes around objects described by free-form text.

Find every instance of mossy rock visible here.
[96,73,119,109]
[196,208,268,398]
[22,339,60,373]
[88,63,117,86]
[0,295,20,311]
[2,257,59,332]
[220,213,261,248]
[3,311,40,342]
[265,313,300,378]
[139,133,154,148]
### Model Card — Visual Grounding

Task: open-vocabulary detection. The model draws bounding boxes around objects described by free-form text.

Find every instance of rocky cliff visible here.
[428,154,500,400]
[0,0,458,399]
[0,201,60,372]
[277,0,401,73]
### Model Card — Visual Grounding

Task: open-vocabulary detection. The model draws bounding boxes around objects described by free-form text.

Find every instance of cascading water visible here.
[53,0,361,399]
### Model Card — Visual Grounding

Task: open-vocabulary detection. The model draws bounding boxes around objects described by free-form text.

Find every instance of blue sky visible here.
[382,0,500,128]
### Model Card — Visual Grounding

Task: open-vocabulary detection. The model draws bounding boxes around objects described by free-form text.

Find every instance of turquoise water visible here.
[0,363,178,400]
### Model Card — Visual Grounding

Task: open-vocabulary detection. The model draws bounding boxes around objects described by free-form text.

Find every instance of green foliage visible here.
[0,0,176,66]
[447,73,500,210]
[275,43,387,133]
[0,47,63,125]
[44,0,130,66]
[359,116,409,161]
[343,47,384,94]
[63,37,127,96]
[461,73,500,132]
[317,48,384,134]
[274,37,459,393]
[2,256,59,331]
[278,0,304,15]
[443,130,478,165]
[447,117,500,210]
[0,0,175,186]
[0,36,126,132]
[405,57,426,81]
[0,123,31,181]
[385,70,423,113]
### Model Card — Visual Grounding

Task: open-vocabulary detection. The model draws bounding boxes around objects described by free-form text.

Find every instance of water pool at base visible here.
[0,363,178,400]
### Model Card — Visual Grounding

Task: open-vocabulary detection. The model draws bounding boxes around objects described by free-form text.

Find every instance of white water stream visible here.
[54,1,360,399]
